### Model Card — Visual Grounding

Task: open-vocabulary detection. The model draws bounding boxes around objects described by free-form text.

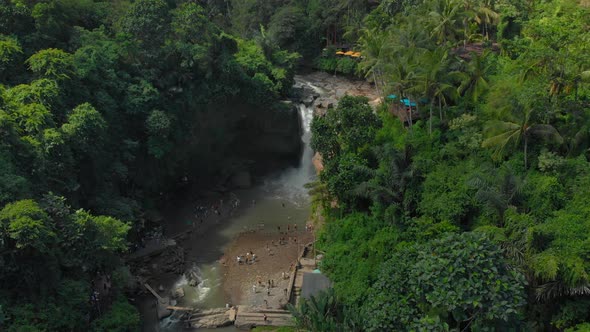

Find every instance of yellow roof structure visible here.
[351,52,361,57]
[336,51,345,55]
[344,51,355,56]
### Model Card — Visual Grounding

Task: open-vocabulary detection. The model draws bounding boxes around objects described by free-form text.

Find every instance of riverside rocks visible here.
[186,269,201,287]
[186,308,235,329]
[295,72,380,116]
[173,287,185,299]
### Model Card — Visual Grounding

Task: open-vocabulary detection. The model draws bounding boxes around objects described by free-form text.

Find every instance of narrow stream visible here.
[141,78,323,332]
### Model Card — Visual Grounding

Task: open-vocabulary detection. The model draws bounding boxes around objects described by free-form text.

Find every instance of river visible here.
[138,75,327,332]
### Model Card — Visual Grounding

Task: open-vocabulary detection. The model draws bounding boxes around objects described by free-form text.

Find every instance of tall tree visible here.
[482,108,563,169]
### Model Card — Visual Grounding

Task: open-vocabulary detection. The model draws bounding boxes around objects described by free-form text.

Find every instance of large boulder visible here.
[302,94,316,107]
[291,82,305,99]
[173,287,185,299]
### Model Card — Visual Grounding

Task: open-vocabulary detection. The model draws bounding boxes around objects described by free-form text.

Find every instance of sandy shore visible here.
[220,228,314,308]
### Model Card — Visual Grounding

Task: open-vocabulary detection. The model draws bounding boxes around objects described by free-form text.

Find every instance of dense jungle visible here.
[1,0,590,331]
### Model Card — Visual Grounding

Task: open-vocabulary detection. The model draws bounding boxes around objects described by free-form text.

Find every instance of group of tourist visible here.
[237,250,257,265]
[192,193,242,227]
[277,223,299,234]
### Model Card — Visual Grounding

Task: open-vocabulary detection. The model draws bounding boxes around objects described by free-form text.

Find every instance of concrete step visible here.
[234,312,295,329]
[238,313,293,319]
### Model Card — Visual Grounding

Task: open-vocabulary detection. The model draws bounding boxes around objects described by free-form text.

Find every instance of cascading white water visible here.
[263,102,316,201]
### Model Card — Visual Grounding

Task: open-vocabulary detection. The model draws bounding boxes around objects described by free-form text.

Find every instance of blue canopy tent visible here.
[401,98,417,107]
[387,94,417,107]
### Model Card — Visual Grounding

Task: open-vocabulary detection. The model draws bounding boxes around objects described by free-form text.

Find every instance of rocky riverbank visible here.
[294,71,381,115]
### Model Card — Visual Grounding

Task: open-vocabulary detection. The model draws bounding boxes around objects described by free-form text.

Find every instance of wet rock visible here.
[187,270,201,287]
[291,82,304,98]
[314,97,337,110]
[302,94,316,107]
[157,300,172,320]
[173,287,185,299]
[335,88,348,98]
[324,98,337,109]
[187,308,233,329]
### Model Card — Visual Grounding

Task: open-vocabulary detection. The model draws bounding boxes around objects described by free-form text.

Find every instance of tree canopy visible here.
[302,0,590,331]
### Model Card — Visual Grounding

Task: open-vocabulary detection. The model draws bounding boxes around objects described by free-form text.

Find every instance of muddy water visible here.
[139,78,323,332]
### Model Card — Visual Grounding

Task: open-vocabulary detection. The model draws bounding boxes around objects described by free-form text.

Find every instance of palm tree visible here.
[457,50,492,104]
[472,0,500,40]
[386,53,419,129]
[353,145,413,208]
[428,0,465,45]
[358,28,389,96]
[482,108,563,169]
[408,46,458,134]
[468,166,524,226]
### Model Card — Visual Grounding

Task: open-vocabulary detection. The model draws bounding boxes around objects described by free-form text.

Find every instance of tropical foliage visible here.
[299,0,590,331]
[0,0,301,330]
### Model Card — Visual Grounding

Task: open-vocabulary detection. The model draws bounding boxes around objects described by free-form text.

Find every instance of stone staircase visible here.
[234,307,294,330]
[292,269,305,305]
[291,257,316,306]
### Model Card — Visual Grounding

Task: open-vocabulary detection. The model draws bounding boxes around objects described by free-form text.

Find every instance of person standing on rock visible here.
[263,314,268,324]
[253,284,257,293]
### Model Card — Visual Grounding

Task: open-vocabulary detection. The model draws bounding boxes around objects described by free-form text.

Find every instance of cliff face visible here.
[247,101,303,161]
[233,100,303,166]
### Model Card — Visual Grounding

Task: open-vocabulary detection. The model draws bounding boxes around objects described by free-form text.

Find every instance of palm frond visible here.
[536,281,590,302]
[529,124,564,145]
